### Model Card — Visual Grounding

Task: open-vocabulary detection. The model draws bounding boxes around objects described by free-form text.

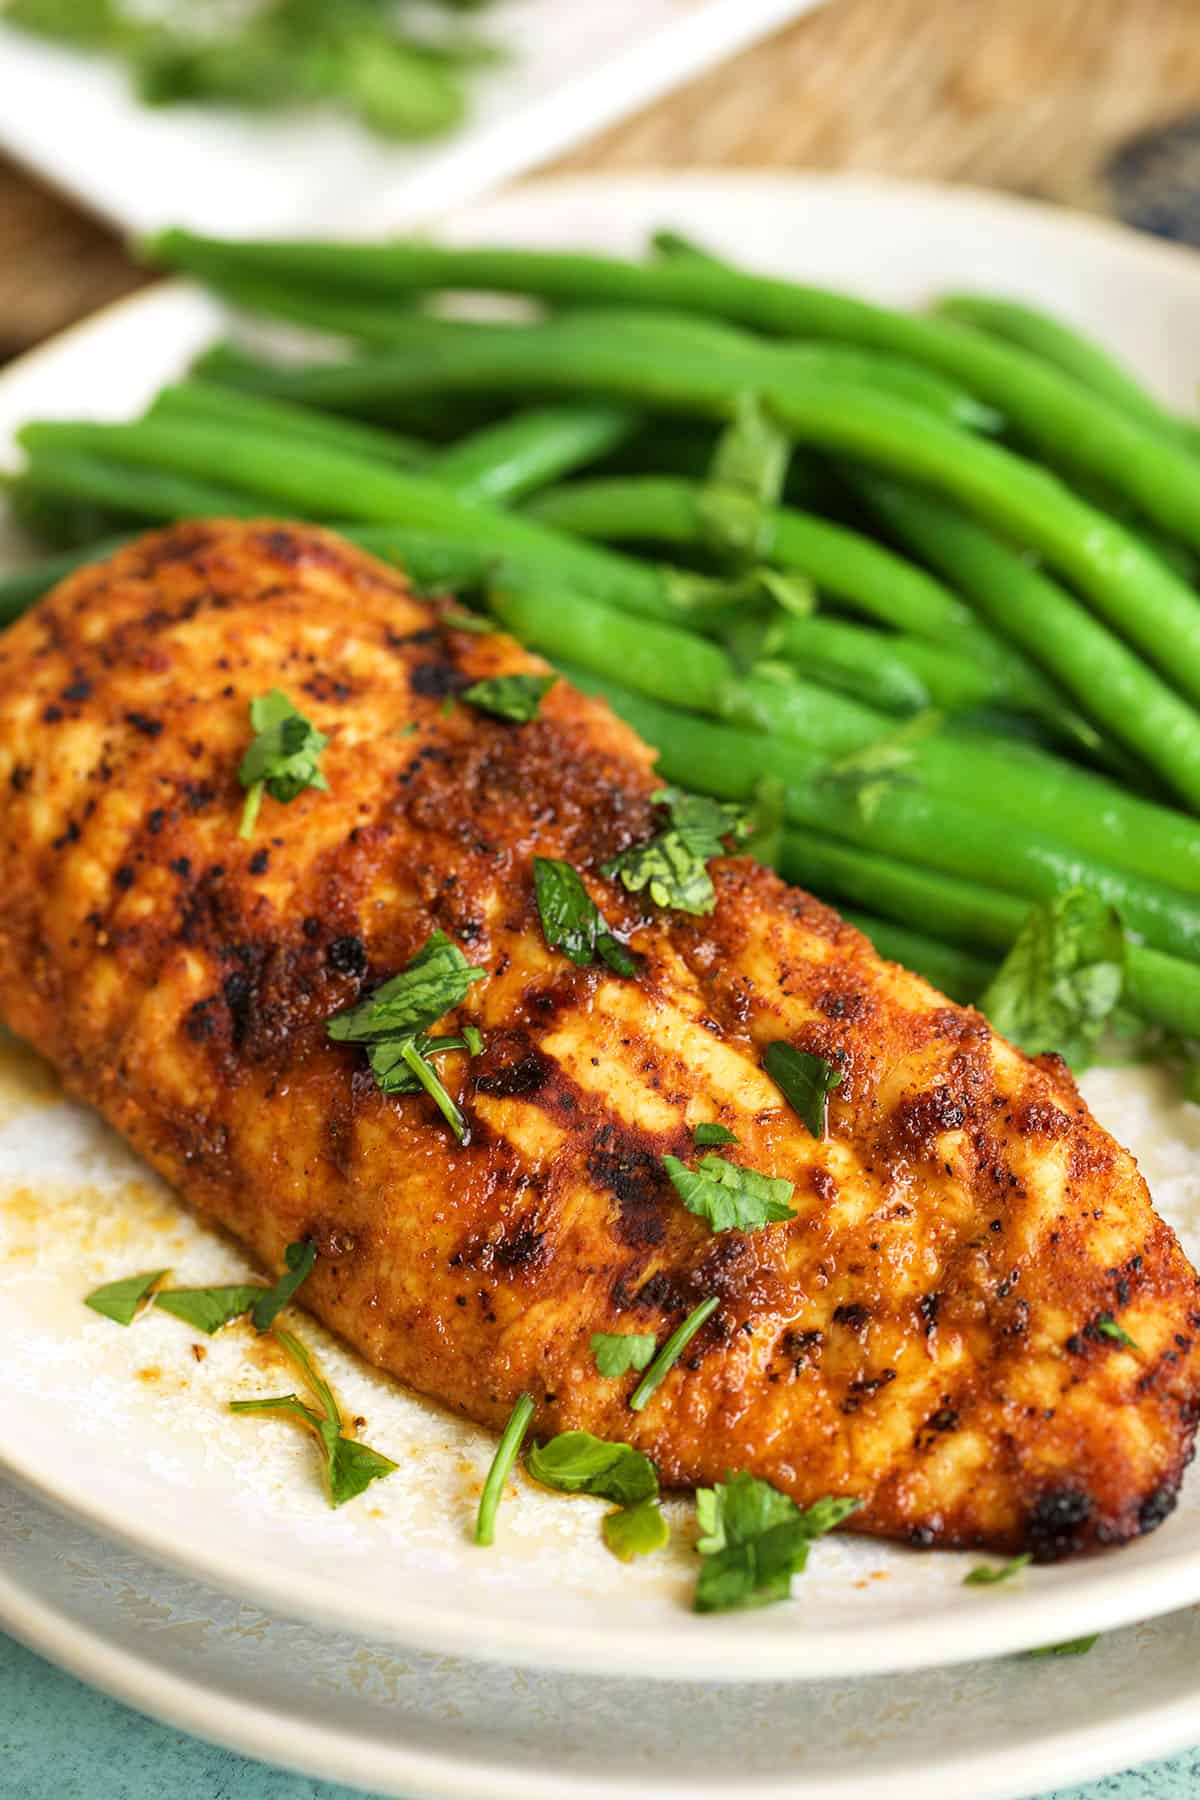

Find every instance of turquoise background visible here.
[2,1625,1195,1799]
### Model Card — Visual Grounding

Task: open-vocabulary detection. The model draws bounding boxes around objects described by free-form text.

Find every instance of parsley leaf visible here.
[603,787,750,917]
[694,1473,861,1613]
[533,856,638,977]
[629,1296,720,1413]
[85,1267,169,1326]
[154,1284,264,1335]
[590,1332,658,1378]
[230,1328,396,1510]
[251,1239,317,1332]
[1025,1634,1100,1658]
[693,1122,738,1147]
[527,1431,658,1507]
[238,690,328,839]
[978,888,1126,1071]
[817,710,942,824]
[764,1041,843,1139]
[663,1152,794,1234]
[964,1552,1032,1586]
[327,931,485,1043]
[602,1496,669,1562]
[1094,1312,1140,1350]
[462,673,555,722]
[327,932,486,1142]
[475,1392,535,1546]
[699,394,790,568]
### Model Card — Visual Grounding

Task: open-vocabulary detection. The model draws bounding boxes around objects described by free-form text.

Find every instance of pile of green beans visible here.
[8,221,1200,1061]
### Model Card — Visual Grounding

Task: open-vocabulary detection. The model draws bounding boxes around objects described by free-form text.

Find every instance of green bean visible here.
[495,581,1200,897]
[200,316,1200,703]
[430,405,639,503]
[840,911,993,1004]
[933,293,1198,451]
[144,229,1200,552]
[0,535,135,621]
[731,614,997,715]
[14,449,264,523]
[148,379,430,466]
[856,474,1200,809]
[523,475,1085,729]
[556,669,1200,964]
[15,417,686,622]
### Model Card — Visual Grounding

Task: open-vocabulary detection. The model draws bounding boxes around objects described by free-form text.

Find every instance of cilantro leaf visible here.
[602,1496,669,1562]
[817,710,942,824]
[964,1552,1032,1586]
[154,1284,264,1335]
[764,1041,843,1139]
[603,787,750,917]
[590,1332,658,1378]
[251,1239,317,1333]
[694,1472,861,1613]
[699,393,789,567]
[229,1328,396,1510]
[327,932,486,1142]
[85,1267,170,1326]
[629,1296,720,1413]
[238,689,328,839]
[327,931,485,1043]
[527,1431,658,1507]
[978,888,1126,1071]
[1025,1634,1100,1658]
[663,1152,794,1234]
[693,1122,738,1147]
[462,673,555,722]
[475,1392,535,1547]
[1094,1312,1140,1350]
[533,856,638,977]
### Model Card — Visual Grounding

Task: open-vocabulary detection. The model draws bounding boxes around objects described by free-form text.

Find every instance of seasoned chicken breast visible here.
[1,519,1197,1560]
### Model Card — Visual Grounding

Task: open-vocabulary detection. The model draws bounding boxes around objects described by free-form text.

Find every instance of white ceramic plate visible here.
[0,2,819,236]
[5,1469,1200,1800]
[4,176,1200,1687]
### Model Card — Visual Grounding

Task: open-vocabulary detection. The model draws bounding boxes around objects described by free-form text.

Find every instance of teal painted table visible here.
[2,1626,1195,1800]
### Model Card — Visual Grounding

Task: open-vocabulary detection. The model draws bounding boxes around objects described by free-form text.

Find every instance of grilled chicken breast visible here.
[1,519,1197,1560]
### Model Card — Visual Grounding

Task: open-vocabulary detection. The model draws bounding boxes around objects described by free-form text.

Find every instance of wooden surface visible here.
[3,0,1200,362]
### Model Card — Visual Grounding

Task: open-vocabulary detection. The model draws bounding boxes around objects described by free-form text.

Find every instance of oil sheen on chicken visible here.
[0,520,1197,1561]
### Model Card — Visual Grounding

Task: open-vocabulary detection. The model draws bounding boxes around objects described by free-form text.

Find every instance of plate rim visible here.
[4,1475,1200,1800]
[5,170,1200,1683]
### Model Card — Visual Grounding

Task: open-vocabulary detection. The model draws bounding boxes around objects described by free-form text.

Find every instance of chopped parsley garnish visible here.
[1025,1634,1100,1658]
[591,1332,657,1378]
[475,1392,535,1546]
[699,393,789,567]
[764,1041,843,1140]
[527,1431,658,1507]
[154,1284,264,1335]
[979,888,1126,1071]
[964,1552,1032,1587]
[1094,1312,1140,1350]
[237,689,328,839]
[327,930,486,1141]
[87,1239,317,1336]
[694,1473,861,1613]
[462,673,555,722]
[230,1328,396,1509]
[533,856,638,977]
[441,607,495,634]
[629,1296,720,1413]
[693,1122,738,1148]
[602,1496,669,1562]
[603,787,750,917]
[84,1267,169,1326]
[663,1152,794,1234]
[817,710,942,824]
